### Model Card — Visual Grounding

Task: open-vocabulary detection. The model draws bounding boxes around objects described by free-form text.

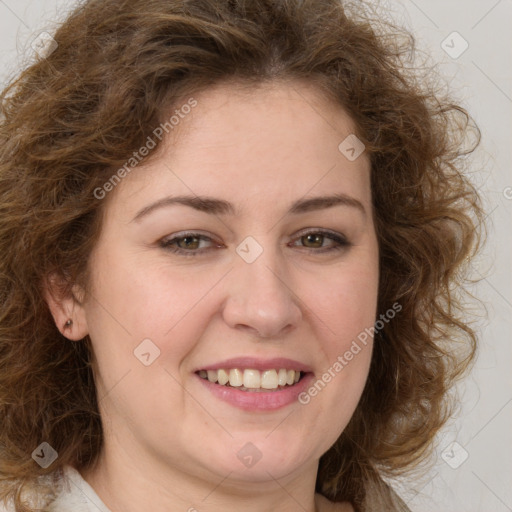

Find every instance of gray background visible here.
[1,1,510,510]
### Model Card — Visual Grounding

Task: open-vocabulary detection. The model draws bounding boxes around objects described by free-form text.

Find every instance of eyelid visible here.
[159,231,223,250]
[293,227,349,242]
[160,230,217,242]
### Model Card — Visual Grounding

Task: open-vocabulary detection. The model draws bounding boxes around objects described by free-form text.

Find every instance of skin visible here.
[45,79,379,512]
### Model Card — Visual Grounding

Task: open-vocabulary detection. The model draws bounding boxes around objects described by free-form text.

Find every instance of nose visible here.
[221,244,303,339]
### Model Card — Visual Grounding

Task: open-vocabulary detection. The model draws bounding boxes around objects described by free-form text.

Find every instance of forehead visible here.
[168,79,359,153]
[108,79,371,218]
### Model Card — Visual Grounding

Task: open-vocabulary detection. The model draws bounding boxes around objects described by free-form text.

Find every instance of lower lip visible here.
[195,373,315,411]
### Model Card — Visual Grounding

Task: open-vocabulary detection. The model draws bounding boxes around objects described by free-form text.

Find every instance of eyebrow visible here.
[131,193,366,223]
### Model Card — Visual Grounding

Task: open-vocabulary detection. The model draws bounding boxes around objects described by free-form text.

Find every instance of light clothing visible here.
[0,466,110,512]
[45,466,112,512]
[1,465,410,511]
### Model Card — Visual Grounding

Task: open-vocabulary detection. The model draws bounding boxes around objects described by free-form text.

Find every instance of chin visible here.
[200,438,316,483]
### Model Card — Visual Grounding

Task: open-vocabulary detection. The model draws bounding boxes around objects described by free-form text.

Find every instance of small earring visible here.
[64,319,73,329]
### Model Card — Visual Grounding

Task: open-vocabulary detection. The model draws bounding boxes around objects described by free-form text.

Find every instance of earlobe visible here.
[43,273,89,341]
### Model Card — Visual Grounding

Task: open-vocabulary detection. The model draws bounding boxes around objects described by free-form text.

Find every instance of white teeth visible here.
[217,369,229,385]
[243,369,261,388]
[261,369,278,389]
[198,368,303,390]
[229,368,243,387]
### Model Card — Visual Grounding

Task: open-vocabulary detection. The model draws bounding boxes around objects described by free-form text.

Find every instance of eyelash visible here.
[159,229,351,257]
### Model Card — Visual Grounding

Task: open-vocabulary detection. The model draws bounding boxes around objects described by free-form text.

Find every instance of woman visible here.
[0,0,483,511]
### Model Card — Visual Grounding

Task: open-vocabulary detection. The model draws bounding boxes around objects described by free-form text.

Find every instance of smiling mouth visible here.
[196,368,305,392]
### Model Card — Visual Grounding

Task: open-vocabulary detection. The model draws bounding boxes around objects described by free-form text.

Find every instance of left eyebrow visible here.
[130,193,366,223]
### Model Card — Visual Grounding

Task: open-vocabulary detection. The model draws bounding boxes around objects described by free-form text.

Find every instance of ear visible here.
[43,272,89,341]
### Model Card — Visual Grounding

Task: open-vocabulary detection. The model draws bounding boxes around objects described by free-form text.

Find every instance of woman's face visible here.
[76,81,379,484]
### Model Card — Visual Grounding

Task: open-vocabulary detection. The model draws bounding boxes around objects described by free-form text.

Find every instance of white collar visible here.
[46,466,112,512]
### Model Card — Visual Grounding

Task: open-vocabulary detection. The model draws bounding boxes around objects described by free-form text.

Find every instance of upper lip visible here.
[195,357,313,373]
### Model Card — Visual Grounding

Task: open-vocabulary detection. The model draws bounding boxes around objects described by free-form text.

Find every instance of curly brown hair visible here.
[0,0,484,510]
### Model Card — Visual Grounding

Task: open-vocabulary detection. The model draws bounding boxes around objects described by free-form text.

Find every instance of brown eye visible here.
[159,232,225,257]
[176,236,201,250]
[301,233,325,248]
[290,229,351,253]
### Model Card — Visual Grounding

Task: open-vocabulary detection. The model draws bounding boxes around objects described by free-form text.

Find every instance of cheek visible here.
[85,254,229,388]
[311,285,376,400]
[88,242,213,333]
[300,272,377,440]
[300,252,378,415]
[308,262,379,350]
